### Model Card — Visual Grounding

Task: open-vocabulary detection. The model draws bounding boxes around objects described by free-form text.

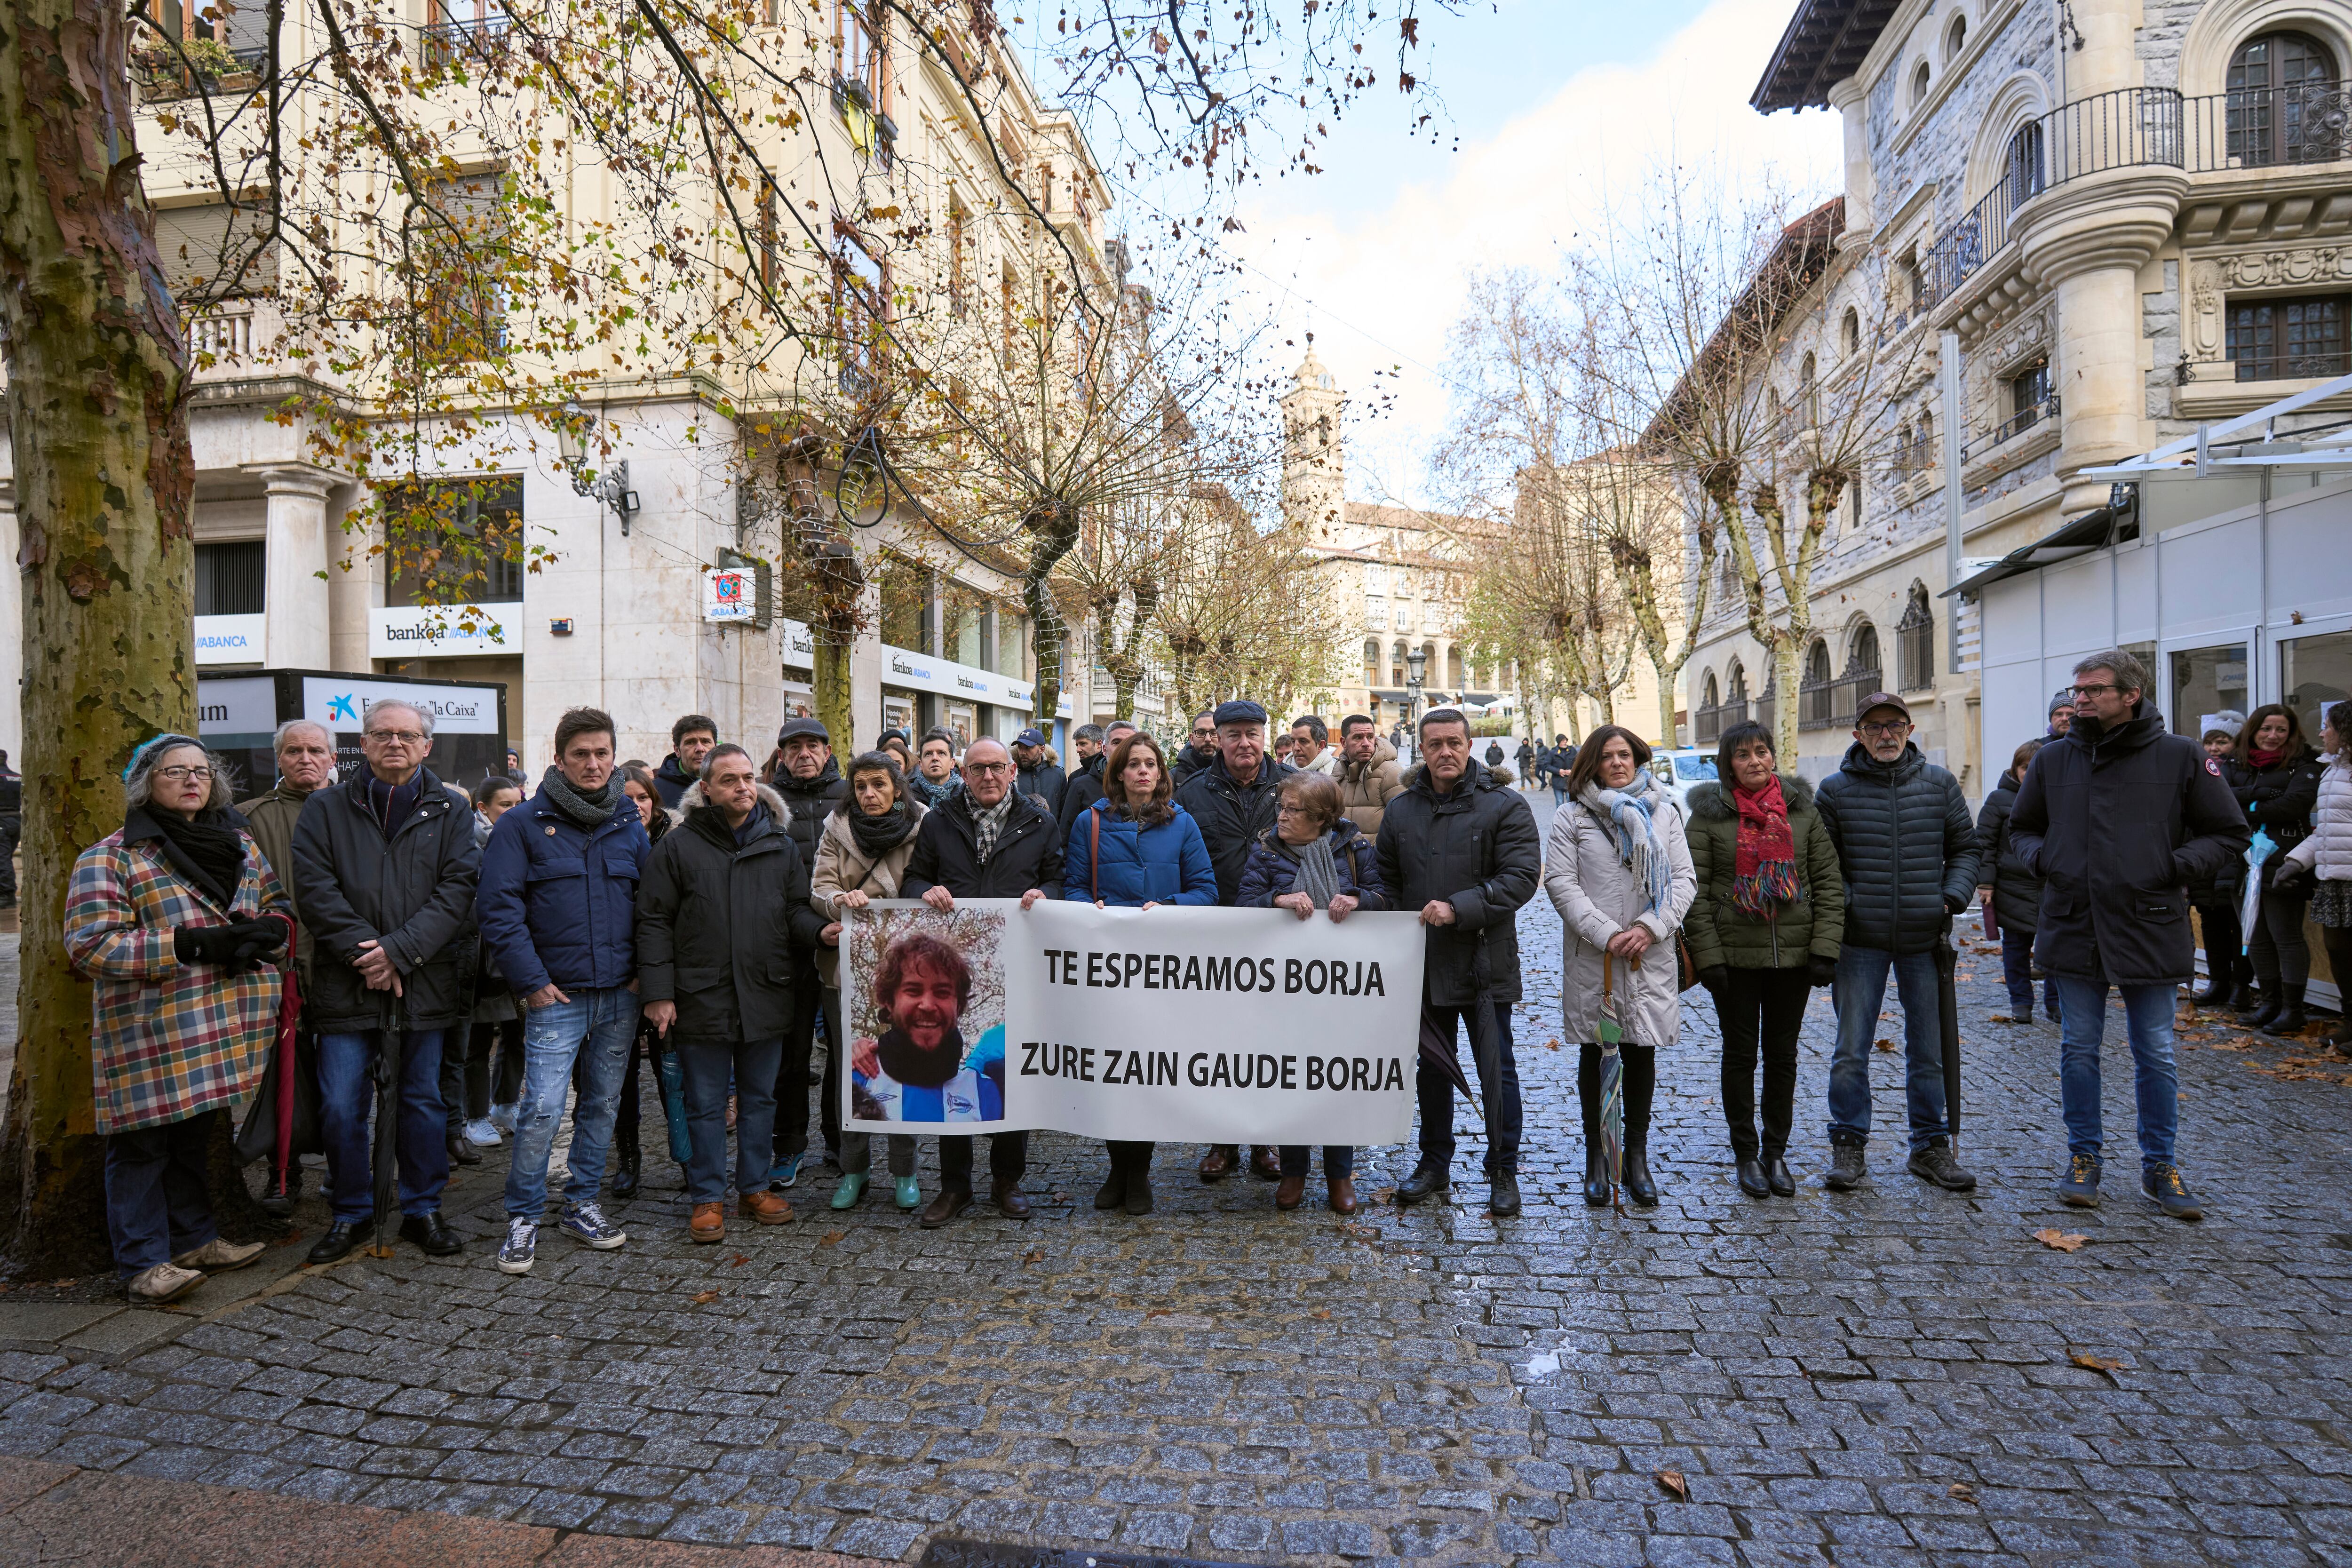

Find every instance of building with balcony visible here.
[1682,0,2352,793]
[0,1,1111,783]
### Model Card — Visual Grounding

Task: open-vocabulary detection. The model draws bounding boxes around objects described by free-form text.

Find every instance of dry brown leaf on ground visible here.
[1655,1470,1688,1500]
[818,1230,843,1247]
[1948,1482,1978,1502]
[2032,1228,2089,1252]
[690,1289,720,1304]
[2070,1352,2124,1371]
[730,1253,747,1267]
[1874,1037,1896,1052]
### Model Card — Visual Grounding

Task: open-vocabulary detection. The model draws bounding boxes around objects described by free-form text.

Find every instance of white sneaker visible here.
[127,1263,205,1304]
[171,1237,265,1272]
[496,1216,537,1274]
[463,1117,504,1146]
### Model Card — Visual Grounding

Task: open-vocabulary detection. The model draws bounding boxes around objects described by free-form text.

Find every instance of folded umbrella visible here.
[1416,1009,1476,1100]
[1597,955,1626,1211]
[1935,932,1963,1151]
[371,994,404,1259]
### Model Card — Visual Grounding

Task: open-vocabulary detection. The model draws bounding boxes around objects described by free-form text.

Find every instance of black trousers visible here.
[1577,1043,1656,1153]
[940,1132,1028,1194]
[2194,896,2243,982]
[446,1017,524,1132]
[1709,966,1811,1160]
[771,975,825,1166]
[2250,874,2313,987]
[1104,1140,1152,1175]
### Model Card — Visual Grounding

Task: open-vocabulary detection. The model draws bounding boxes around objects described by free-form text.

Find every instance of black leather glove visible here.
[174,919,283,967]
[1696,965,1729,992]
[2273,863,2315,899]
[1808,954,1838,988]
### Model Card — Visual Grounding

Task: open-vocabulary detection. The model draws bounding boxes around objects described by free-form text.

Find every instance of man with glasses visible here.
[1814,692,1980,1195]
[1172,710,1219,786]
[291,700,481,1263]
[899,737,1063,1226]
[2008,649,2247,1220]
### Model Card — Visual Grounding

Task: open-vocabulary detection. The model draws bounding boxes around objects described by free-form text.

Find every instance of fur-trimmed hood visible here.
[1683,772,1817,823]
[678,780,790,822]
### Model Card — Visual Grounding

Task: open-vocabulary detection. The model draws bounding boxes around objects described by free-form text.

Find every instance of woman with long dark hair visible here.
[1062,730,1217,1214]
[2231,704,2326,1034]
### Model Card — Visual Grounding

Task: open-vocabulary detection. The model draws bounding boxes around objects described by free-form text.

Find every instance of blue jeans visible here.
[505,988,637,1218]
[1827,947,1948,1151]
[676,1035,783,1204]
[2052,977,2178,1175]
[1416,1001,1522,1174]
[317,1029,449,1222]
[104,1114,218,1277]
[1999,928,2059,1017]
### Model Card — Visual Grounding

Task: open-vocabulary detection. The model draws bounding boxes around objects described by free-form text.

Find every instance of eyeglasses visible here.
[364,729,428,745]
[155,765,213,783]
[966,762,1015,775]
[1858,721,1911,739]
[2068,683,2118,700]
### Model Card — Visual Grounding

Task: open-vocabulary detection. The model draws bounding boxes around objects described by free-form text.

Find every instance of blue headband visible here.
[121,733,204,784]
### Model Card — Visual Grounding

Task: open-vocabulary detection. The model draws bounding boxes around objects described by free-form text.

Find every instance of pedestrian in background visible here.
[68,735,285,1303]
[653,714,717,811]
[1240,768,1385,1215]
[1684,720,1840,1201]
[2276,700,2352,1052]
[1057,718,1136,845]
[1548,736,1577,806]
[1335,713,1405,838]
[1814,692,1979,1195]
[477,707,649,1274]
[464,777,526,1151]
[1381,708,1542,1218]
[2188,726,2250,1008]
[2047,691,2074,739]
[2230,703,2325,1035]
[908,728,961,810]
[637,744,815,1242]
[900,736,1063,1225]
[1977,737,2057,1023]
[810,751,929,1212]
[291,700,479,1264]
[1013,727,1067,816]
[1544,724,1696,1209]
[2009,649,2247,1220]
[1172,710,1219,786]
[237,719,339,1211]
[1066,730,1217,1215]
[1515,736,1535,788]
[1291,716,1340,778]
[768,716,847,1187]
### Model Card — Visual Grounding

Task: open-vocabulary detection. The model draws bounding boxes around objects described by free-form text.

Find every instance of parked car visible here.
[1648,748,1719,810]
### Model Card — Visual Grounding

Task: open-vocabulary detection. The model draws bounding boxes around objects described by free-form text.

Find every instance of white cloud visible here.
[1231,0,1843,504]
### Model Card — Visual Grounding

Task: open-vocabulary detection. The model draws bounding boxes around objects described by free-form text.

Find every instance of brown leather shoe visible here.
[1197,1145,1239,1182]
[689,1202,725,1243]
[737,1189,794,1226]
[1275,1173,1306,1210]
[1249,1146,1283,1182]
[919,1189,972,1228]
[992,1178,1032,1219]
[1327,1177,1358,1215]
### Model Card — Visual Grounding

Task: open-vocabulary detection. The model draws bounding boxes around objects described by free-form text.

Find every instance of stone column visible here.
[1828,76,1875,242]
[251,467,334,669]
[325,492,374,673]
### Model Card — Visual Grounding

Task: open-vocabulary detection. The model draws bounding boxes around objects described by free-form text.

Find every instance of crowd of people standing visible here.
[61,645,2343,1300]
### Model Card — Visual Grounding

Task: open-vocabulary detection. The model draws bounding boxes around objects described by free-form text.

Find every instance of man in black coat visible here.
[652,714,718,810]
[2009,649,2248,1220]
[1170,709,1219,786]
[899,736,1064,1226]
[1376,708,1542,1217]
[1056,719,1136,848]
[289,699,481,1263]
[637,744,822,1242]
[1012,727,1067,816]
[1174,699,1297,1183]
[1813,691,1980,1196]
[768,716,848,1184]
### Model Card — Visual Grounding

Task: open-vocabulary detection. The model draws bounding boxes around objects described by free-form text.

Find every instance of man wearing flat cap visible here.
[768,715,847,1186]
[1175,698,1296,1182]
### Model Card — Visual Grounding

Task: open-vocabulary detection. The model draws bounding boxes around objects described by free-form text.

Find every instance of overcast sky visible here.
[1220,0,1845,505]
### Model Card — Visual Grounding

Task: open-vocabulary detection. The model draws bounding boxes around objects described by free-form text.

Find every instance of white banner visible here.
[841,900,1424,1144]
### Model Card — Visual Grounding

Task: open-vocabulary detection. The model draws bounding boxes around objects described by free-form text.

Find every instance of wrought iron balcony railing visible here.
[2185,82,2352,171]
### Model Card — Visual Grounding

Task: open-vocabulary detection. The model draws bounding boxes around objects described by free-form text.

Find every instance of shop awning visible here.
[1942,503,2138,599]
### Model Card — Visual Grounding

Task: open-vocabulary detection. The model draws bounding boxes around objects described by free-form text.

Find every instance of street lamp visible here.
[557,399,641,534]
[1405,645,1427,751]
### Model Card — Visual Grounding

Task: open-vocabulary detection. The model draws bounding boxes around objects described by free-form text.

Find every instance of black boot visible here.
[2265,983,2309,1037]
[1624,1147,1658,1207]
[1581,1150,1612,1208]
[2232,965,2264,1013]
[1735,1157,1769,1199]
[611,1138,641,1200]
[2189,963,2228,1006]
[2247,985,2284,1031]
[1094,1159,1128,1210]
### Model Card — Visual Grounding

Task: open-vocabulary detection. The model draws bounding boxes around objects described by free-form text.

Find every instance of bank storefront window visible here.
[2283,630,2352,739]
[2170,642,2249,739]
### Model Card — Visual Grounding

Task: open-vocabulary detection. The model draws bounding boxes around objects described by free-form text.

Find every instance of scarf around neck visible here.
[1290,831,1342,908]
[842,793,921,858]
[538,765,620,831]
[1578,771,1673,918]
[144,806,247,909]
[2250,746,2287,771]
[907,772,960,810]
[1730,775,1799,917]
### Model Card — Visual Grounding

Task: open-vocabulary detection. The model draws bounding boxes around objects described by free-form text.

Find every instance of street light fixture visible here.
[557,399,641,534]
[1405,645,1427,747]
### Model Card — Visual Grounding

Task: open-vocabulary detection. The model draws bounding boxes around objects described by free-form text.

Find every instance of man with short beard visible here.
[767,716,848,1186]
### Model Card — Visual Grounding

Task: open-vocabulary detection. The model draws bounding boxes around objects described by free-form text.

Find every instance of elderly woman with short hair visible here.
[66,734,290,1303]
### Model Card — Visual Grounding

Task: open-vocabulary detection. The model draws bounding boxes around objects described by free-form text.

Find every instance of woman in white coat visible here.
[1542,724,1696,1209]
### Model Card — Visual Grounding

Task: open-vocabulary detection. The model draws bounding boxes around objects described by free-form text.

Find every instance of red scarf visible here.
[1731,775,1799,917]
[2250,746,2286,770]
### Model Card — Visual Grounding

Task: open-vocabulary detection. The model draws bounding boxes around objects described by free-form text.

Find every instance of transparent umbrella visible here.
[1597,955,1627,1211]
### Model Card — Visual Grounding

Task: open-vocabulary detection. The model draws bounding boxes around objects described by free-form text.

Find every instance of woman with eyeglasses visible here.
[66,735,289,1303]
[1062,731,1218,1214]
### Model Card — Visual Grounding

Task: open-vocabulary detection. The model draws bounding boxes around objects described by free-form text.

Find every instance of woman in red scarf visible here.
[2230,704,2326,1034]
[1683,722,1845,1199]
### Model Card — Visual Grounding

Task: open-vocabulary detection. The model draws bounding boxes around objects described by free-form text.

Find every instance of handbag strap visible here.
[1089,807,1101,902]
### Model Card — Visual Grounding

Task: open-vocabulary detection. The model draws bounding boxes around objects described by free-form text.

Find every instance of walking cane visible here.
[1934,932,1963,1154]
[369,991,405,1260]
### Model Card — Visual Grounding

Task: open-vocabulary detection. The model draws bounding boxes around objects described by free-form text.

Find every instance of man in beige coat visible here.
[1336,714,1406,836]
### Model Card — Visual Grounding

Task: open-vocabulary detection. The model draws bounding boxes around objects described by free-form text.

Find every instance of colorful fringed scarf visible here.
[1731,774,1800,917]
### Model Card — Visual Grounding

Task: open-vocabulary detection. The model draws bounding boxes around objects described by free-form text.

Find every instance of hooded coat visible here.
[1973,769,2045,936]
[1812,740,1980,956]
[1681,774,1843,971]
[1542,780,1696,1046]
[2008,700,2251,987]
[652,753,700,811]
[1017,748,1067,817]
[635,782,823,1041]
[808,795,928,988]
[1337,738,1407,838]
[1375,759,1542,1005]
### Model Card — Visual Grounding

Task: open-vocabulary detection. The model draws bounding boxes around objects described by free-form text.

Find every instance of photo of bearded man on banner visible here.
[850,926,1009,1125]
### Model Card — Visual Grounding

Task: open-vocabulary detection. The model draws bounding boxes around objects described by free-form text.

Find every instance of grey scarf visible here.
[1292,832,1342,909]
[538,765,620,831]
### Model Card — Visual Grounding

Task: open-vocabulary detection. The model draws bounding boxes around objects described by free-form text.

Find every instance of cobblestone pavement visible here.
[6,791,2352,1565]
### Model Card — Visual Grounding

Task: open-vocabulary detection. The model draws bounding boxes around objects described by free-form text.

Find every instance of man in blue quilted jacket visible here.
[1814,691,1980,1196]
[476,707,651,1274]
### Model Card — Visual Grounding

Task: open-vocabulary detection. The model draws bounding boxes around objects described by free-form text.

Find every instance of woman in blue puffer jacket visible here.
[1063,731,1217,1214]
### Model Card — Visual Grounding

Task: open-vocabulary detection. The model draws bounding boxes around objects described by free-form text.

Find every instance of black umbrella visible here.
[1416,1010,1475,1100]
[369,993,404,1258]
[1934,933,1962,1151]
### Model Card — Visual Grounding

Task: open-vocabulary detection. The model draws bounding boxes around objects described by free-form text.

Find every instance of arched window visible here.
[1842,306,1861,356]
[1363,638,1381,685]
[1944,13,1967,63]
[2005,119,2046,204]
[1897,583,1935,691]
[1799,352,1819,426]
[2228,32,2343,165]
[1696,669,1724,742]
[1317,413,1332,448]
[1702,670,1720,708]
[1726,660,1748,704]
[1850,622,1882,678]
[1912,60,1932,108]
[1800,639,1836,729]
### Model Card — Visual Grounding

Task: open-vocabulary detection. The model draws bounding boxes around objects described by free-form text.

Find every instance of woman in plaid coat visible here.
[65,735,291,1303]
